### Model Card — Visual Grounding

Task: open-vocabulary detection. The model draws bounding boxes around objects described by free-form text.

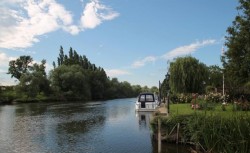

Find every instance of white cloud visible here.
[0,0,75,49]
[0,52,16,67]
[0,73,18,86]
[63,25,81,35]
[0,52,17,85]
[0,0,119,49]
[132,56,157,68]
[162,39,216,60]
[129,39,216,69]
[80,0,119,29]
[105,69,131,77]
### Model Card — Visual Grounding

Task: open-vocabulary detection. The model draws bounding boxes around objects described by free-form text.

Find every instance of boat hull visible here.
[135,102,158,112]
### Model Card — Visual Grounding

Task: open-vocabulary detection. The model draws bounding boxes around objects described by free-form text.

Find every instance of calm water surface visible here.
[0,98,189,153]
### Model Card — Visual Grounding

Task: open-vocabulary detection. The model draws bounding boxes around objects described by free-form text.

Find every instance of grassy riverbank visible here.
[170,103,250,116]
[151,103,250,153]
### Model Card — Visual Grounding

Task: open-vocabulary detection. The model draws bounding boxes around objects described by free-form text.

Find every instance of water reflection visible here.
[135,111,153,130]
[0,99,189,153]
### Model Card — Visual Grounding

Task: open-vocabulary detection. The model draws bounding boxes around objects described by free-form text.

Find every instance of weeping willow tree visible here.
[169,56,208,94]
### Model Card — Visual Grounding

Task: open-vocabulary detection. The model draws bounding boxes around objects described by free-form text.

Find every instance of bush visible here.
[0,90,17,103]
[170,93,192,103]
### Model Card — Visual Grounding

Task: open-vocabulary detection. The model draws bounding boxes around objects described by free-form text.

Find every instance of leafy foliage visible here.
[207,65,223,89]
[50,64,91,101]
[16,60,50,100]
[8,55,33,80]
[169,56,208,94]
[50,46,148,101]
[222,0,250,92]
[4,46,158,102]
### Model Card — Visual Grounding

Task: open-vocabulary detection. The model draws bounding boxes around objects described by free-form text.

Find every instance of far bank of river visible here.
[0,98,189,153]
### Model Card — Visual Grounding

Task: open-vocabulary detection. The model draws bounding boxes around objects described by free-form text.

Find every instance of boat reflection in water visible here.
[135,111,154,130]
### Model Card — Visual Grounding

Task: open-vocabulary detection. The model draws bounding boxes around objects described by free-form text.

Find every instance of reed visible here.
[176,113,250,152]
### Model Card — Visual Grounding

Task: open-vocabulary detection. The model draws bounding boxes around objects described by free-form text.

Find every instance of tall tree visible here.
[16,59,50,98]
[49,65,91,100]
[8,55,33,80]
[89,68,108,100]
[169,56,208,94]
[58,46,64,66]
[222,0,250,90]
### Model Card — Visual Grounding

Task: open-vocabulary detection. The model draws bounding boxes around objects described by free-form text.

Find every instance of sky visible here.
[0,0,238,87]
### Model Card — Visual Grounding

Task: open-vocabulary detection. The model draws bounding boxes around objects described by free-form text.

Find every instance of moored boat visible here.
[135,92,160,111]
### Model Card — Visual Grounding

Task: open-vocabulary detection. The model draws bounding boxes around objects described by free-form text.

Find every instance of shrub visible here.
[170,93,192,104]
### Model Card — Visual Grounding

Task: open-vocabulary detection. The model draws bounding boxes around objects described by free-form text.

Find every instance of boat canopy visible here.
[138,93,155,102]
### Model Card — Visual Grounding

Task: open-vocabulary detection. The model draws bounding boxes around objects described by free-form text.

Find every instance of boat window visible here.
[139,95,145,102]
[146,94,154,102]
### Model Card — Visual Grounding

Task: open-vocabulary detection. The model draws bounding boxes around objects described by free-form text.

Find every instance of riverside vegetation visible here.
[0,46,158,104]
[151,96,250,153]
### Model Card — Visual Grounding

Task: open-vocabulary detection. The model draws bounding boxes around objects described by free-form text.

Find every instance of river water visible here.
[0,98,189,153]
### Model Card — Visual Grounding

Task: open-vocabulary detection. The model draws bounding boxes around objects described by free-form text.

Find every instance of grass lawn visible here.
[169,103,250,117]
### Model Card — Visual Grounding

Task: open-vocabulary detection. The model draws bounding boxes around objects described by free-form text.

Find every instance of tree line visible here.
[1,46,157,103]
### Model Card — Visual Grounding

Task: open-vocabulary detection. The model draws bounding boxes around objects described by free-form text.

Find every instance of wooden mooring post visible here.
[176,123,180,144]
[158,118,161,153]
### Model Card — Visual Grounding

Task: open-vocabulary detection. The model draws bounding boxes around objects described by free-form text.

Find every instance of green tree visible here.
[169,56,208,94]
[8,55,33,80]
[51,46,143,100]
[49,65,91,100]
[207,65,223,89]
[89,68,108,100]
[57,46,64,66]
[105,78,120,99]
[16,60,50,99]
[150,86,159,93]
[161,73,170,98]
[222,0,250,91]
[132,85,142,96]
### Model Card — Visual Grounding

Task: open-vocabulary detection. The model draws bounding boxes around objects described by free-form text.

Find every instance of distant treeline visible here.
[0,46,158,103]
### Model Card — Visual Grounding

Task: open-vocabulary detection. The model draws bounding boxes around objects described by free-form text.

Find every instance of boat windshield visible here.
[138,94,154,102]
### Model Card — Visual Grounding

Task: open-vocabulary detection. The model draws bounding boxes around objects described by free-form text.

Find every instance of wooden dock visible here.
[157,103,168,116]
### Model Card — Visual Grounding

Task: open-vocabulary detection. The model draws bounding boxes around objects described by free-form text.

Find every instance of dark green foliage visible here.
[51,46,144,101]
[89,68,108,100]
[16,59,50,100]
[7,55,33,80]
[222,0,250,94]
[0,86,16,103]
[169,56,208,94]
[160,73,170,98]
[5,57,50,101]
[207,65,223,89]
[5,46,149,102]
[50,65,91,101]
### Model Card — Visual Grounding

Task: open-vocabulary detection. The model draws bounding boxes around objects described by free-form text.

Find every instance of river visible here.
[0,98,189,153]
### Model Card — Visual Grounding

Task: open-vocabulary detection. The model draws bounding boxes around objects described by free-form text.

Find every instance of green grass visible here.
[170,103,250,117]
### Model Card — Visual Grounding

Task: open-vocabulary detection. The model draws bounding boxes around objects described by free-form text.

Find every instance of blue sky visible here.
[0,0,238,87]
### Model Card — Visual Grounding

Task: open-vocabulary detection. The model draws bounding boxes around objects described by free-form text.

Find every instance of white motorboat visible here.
[135,92,159,111]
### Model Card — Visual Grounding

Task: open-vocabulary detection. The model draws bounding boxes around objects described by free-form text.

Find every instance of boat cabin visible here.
[135,92,159,111]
